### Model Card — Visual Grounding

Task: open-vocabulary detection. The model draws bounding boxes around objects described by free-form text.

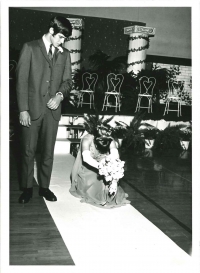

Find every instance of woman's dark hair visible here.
[93,136,112,154]
[83,114,115,153]
[48,16,72,37]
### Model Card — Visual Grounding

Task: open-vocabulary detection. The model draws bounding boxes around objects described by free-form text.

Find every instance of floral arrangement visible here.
[57,46,63,53]
[98,155,125,195]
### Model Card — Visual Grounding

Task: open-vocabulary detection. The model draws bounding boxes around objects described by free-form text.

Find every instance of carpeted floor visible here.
[38,153,192,273]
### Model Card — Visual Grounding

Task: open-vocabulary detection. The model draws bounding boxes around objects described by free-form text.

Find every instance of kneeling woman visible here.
[69,115,130,208]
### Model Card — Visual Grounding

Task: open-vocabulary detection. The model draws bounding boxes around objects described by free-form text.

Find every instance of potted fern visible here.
[153,125,183,156]
[119,112,154,155]
[178,123,192,151]
[112,121,128,149]
[140,127,160,149]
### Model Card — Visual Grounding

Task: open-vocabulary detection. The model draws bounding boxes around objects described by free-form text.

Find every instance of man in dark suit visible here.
[16,16,73,203]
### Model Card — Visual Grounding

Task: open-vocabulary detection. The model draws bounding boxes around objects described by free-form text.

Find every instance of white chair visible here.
[78,72,98,108]
[102,73,124,112]
[135,76,156,113]
[163,79,183,117]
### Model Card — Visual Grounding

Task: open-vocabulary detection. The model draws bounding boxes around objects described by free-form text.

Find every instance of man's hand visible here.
[47,95,62,110]
[19,111,31,127]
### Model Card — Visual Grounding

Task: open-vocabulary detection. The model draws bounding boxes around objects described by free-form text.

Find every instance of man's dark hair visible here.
[49,16,72,38]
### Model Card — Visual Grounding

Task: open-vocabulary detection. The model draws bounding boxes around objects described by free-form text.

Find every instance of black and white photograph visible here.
[1,1,200,273]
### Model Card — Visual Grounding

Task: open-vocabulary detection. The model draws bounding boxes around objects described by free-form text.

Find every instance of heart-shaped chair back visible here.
[82,72,98,91]
[107,73,124,93]
[139,76,156,95]
[168,79,183,96]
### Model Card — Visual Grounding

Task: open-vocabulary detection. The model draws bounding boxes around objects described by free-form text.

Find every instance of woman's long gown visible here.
[69,134,130,208]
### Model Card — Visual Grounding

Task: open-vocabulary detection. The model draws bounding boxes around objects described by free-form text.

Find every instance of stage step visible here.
[59,114,84,126]
[56,114,85,155]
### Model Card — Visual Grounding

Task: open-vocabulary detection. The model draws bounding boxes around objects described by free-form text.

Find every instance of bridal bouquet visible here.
[98,155,125,195]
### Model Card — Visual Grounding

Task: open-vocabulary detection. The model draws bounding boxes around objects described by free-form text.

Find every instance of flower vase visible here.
[180,141,190,150]
[145,139,155,149]
[179,150,189,159]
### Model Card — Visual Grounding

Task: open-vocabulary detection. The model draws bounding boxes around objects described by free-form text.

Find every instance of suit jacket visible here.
[16,38,72,121]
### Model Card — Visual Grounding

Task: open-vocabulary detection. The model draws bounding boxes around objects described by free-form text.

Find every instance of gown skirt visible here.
[69,140,130,209]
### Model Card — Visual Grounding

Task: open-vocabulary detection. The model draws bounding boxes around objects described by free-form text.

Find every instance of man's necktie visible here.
[48,44,53,61]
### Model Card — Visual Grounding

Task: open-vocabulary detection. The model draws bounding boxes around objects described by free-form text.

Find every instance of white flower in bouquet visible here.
[113,171,124,180]
[112,173,119,180]
[99,170,104,176]
[109,180,118,195]
[98,155,125,186]
[106,165,113,173]
[103,170,108,176]
[112,164,119,172]
[57,46,63,53]
[100,157,106,164]
[105,175,112,182]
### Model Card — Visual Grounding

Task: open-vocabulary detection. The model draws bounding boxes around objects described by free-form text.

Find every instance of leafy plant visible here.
[153,125,183,156]
[178,123,192,141]
[179,131,191,141]
[119,72,138,111]
[131,64,181,103]
[68,90,80,107]
[88,50,126,74]
[119,112,154,155]
[72,68,85,90]
[83,114,113,134]
[112,121,128,139]
[140,127,160,140]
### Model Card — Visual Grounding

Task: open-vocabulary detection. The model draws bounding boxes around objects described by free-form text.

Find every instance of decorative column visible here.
[124,25,156,75]
[63,18,83,73]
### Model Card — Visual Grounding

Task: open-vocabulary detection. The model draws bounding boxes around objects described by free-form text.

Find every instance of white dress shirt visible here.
[42,35,55,55]
[42,35,64,100]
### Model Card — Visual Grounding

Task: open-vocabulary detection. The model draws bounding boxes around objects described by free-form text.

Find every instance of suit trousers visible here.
[20,102,59,189]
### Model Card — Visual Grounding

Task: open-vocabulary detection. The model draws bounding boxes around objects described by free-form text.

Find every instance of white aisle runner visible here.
[41,154,192,273]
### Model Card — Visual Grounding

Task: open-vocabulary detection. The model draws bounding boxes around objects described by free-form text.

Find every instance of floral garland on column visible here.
[68,32,83,66]
[127,35,150,67]
[69,49,82,54]
[69,34,83,41]
[66,19,83,67]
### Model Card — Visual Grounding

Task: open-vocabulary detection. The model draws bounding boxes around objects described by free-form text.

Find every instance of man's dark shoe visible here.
[19,188,33,204]
[39,188,57,201]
